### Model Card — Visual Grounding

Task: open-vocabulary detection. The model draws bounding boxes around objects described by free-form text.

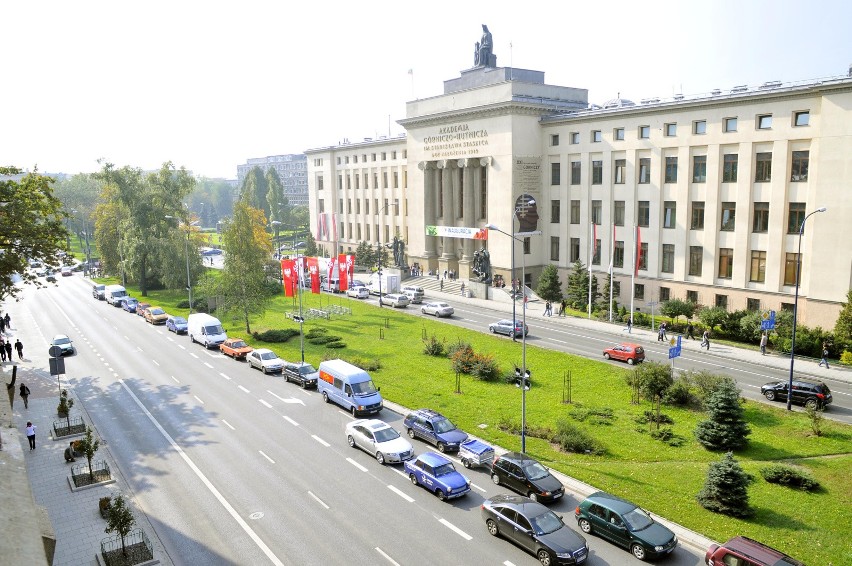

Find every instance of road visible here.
[14,277,708,566]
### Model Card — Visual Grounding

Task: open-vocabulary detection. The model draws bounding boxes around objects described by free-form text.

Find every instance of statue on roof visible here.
[473,24,496,68]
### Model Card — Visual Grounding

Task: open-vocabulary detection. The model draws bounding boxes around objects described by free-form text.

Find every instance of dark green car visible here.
[574,491,677,561]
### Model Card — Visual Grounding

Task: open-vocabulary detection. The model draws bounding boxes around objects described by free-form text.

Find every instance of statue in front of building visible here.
[394,237,406,268]
[472,246,492,283]
[473,24,495,68]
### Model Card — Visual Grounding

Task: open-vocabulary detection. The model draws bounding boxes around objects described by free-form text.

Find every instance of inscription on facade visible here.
[422,123,489,159]
[513,156,541,194]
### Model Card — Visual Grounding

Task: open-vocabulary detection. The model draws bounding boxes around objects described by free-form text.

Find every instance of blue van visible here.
[317,359,383,416]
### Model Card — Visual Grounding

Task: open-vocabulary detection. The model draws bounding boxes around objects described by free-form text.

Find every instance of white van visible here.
[105,285,128,306]
[187,313,228,349]
[401,285,424,304]
[317,359,383,416]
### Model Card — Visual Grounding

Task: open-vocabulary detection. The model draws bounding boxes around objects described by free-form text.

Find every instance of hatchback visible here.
[166,316,188,334]
[403,408,468,452]
[603,343,645,365]
[761,378,832,409]
[379,293,409,308]
[347,287,369,299]
[144,307,169,325]
[121,298,139,313]
[346,419,413,464]
[248,349,285,374]
[491,452,564,503]
[421,302,454,318]
[489,319,528,337]
[135,302,151,317]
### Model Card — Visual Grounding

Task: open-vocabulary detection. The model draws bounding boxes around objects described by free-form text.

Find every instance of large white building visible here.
[237,154,308,207]
[306,49,852,328]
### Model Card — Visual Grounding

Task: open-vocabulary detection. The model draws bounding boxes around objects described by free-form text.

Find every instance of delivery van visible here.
[105,284,128,306]
[317,359,383,416]
[187,313,228,349]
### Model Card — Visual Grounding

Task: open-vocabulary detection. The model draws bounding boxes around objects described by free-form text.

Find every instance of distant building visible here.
[237,154,308,207]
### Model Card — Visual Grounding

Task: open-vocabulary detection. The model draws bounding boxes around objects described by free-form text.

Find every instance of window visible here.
[592,130,602,142]
[570,161,581,185]
[662,244,675,273]
[664,123,677,136]
[639,243,648,270]
[785,253,800,285]
[614,128,625,140]
[570,238,580,261]
[551,200,561,223]
[570,200,580,224]
[347,199,351,214]
[747,298,761,311]
[788,202,805,233]
[689,246,703,276]
[755,152,772,182]
[724,117,738,132]
[634,284,645,300]
[381,152,387,160]
[614,201,625,226]
[570,132,580,144]
[592,161,603,184]
[613,241,624,268]
[693,120,707,134]
[686,290,698,303]
[750,250,767,282]
[338,198,343,213]
[551,162,561,185]
[592,239,601,265]
[665,156,678,183]
[721,202,736,231]
[780,302,794,312]
[660,287,671,301]
[318,199,325,213]
[639,125,650,139]
[715,295,728,309]
[550,237,560,261]
[757,114,773,129]
[791,151,809,181]
[317,175,324,190]
[393,172,399,188]
[718,248,733,279]
[691,201,705,229]
[614,159,626,184]
[723,154,738,182]
[355,199,360,214]
[592,200,602,225]
[551,134,559,146]
[753,202,770,232]
[638,158,650,183]
[638,201,650,227]
[663,201,677,229]
[794,111,810,127]
[354,175,360,190]
[692,155,707,182]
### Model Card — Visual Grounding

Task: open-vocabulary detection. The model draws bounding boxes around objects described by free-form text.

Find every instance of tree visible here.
[303,231,318,257]
[698,306,728,330]
[535,264,563,303]
[694,378,750,450]
[265,168,285,224]
[0,167,69,300]
[630,362,673,427]
[105,494,136,557]
[834,289,852,348]
[289,205,309,228]
[239,166,269,218]
[77,426,101,482]
[565,260,599,308]
[355,241,374,268]
[660,298,697,323]
[697,452,752,517]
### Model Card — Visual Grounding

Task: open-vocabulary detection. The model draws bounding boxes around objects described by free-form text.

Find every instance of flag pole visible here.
[630,224,637,326]
[609,224,615,322]
[587,222,593,319]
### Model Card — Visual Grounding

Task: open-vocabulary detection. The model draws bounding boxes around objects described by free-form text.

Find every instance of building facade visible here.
[306,58,852,328]
[237,154,309,207]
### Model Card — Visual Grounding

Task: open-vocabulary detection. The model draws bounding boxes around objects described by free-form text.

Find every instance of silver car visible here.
[421,302,454,318]
[345,419,414,464]
[248,349,285,374]
[379,293,410,308]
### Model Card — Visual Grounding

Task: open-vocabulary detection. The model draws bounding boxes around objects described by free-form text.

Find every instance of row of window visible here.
[336,150,406,165]
[320,198,405,217]
[550,111,810,146]
[324,170,407,191]
[339,223,399,244]
[549,150,809,186]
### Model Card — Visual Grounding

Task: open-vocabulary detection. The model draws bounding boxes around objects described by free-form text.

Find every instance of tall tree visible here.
[833,289,852,348]
[303,231,318,257]
[535,264,563,303]
[694,378,751,450]
[239,166,268,218]
[355,241,374,268]
[697,452,752,517]
[265,168,285,224]
[0,167,69,300]
[290,205,309,228]
[564,259,599,309]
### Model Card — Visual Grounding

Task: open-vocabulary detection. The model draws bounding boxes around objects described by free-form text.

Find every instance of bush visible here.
[450,344,476,374]
[470,353,501,381]
[252,329,300,343]
[760,464,820,491]
[346,357,381,372]
[307,335,341,345]
[635,410,674,425]
[422,335,446,357]
[841,350,852,366]
[446,339,472,358]
[553,418,605,455]
[650,427,685,446]
[305,328,328,338]
[697,452,753,517]
[571,406,615,425]
[662,376,697,407]
[323,341,346,349]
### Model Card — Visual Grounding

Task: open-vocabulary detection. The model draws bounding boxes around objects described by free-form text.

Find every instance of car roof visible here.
[53,334,70,340]
[412,408,444,420]
[486,493,549,515]
[500,452,547,467]
[584,491,638,514]
[254,348,274,354]
[416,452,452,467]
[719,536,804,566]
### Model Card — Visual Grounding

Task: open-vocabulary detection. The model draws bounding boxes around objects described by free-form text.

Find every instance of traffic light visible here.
[514,368,531,390]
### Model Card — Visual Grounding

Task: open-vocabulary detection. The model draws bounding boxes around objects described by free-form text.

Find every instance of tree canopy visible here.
[536,264,564,303]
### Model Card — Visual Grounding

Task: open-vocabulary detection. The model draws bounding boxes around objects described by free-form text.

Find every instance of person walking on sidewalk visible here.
[19,383,30,409]
[440,279,444,291]
[15,339,23,360]
[3,312,9,329]
[686,323,695,340]
[460,282,465,296]
[760,332,768,356]
[660,321,668,341]
[701,330,711,350]
[543,301,552,317]
[559,299,566,317]
[25,421,37,450]
[0,336,5,362]
[624,318,632,333]
[4,340,11,362]
[819,342,830,369]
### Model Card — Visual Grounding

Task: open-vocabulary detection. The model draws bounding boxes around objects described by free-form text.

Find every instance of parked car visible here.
[405,452,470,500]
[421,302,454,318]
[349,280,366,288]
[705,536,804,566]
[166,316,188,334]
[60,266,73,276]
[201,248,223,256]
[347,287,370,299]
[761,378,832,409]
[51,334,75,356]
[574,491,677,561]
[92,284,106,300]
[403,408,468,452]
[143,307,169,325]
[135,302,151,317]
[121,298,139,313]
[220,338,253,360]
[603,343,645,365]
[482,494,589,565]
[248,349,285,374]
[282,361,319,388]
[45,271,57,282]
[379,293,410,308]
[489,319,528,337]
[345,419,413,464]
[491,452,565,503]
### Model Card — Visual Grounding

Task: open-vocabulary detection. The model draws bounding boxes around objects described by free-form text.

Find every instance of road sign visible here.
[48,346,63,358]
[760,310,776,331]
[668,335,682,359]
[49,357,66,376]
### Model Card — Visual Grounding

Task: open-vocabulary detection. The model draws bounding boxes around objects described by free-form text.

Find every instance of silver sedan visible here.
[421,302,454,318]
[345,419,414,464]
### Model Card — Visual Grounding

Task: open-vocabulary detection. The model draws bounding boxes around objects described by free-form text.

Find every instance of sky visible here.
[3,0,851,180]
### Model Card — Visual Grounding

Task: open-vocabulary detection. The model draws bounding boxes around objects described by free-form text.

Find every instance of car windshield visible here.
[127,299,138,304]
[434,463,456,476]
[521,460,550,481]
[54,337,71,345]
[260,352,278,361]
[298,364,317,375]
[530,510,564,535]
[150,308,165,315]
[204,325,224,335]
[231,341,247,348]
[373,428,400,442]
[437,303,449,308]
[351,380,378,395]
[622,507,654,531]
[433,418,457,434]
[173,317,187,324]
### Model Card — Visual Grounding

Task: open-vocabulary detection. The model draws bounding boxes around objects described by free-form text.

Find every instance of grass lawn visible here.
[101,283,852,564]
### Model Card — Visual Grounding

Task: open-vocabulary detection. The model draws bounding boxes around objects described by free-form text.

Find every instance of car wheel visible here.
[537,549,553,566]
[421,308,426,314]
[528,492,539,502]
[490,327,496,333]
[347,435,356,448]
[486,519,499,537]
[437,442,447,453]
[434,312,439,317]
[409,474,418,486]
[764,390,776,401]
[322,392,330,403]
[376,452,385,464]
[627,358,635,365]
[436,489,446,501]
[491,473,500,485]
[407,428,416,439]
[805,398,818,409]
[631,544,647,561]
[462,458,471,469]
[603,353,611,360]
[301,381,308,389]
[578,518,592,534]
[262,366,268,374]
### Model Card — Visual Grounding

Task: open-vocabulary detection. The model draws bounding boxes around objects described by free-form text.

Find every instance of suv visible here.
[491,452,565,503]
[705,536,804,566]
[761,378,832,409]
[403,409,468,452]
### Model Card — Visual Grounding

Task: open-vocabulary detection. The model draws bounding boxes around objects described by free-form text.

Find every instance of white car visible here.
[247,349,285,374]
[51,334,75,356]
[379,293,410,308]
[421,302,454,318]
[345,419,414,464]
[347,287,369,299]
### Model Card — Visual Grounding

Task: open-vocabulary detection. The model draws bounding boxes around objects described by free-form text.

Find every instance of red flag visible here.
[592,222,598,258]
[307,257,320,294]
[280,259,295,297]
[327,254,337,283]
[346,254,354,285]
[338,254,348,291]
[635,226,642,276]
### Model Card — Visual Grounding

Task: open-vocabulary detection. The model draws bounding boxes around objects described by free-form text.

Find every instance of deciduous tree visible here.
[104,494,136,557]
[660,298,697,323]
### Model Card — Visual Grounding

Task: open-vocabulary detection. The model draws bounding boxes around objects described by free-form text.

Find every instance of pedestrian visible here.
[657,326,664,342]
[0,337,5,362]
[19,383,30,409]
[440,279,444,291]
[624,319,632,333]
[4,312,10,328]
[435,271,439,281]
[64,441,77,462]
[0,316,5,334]
[701,330,710,350]
[559,299,566,317]
[760,332,768,356]
[818,343,830,369]
[660,321,668,341]
[25,421,36,450]
[460,282,465,296]
[4,340,11,361]
[15,339,23,360]
[686,323,695,340]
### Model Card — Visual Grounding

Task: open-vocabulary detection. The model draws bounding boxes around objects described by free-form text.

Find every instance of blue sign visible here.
[668,335,682,359]
[760,310,776,331]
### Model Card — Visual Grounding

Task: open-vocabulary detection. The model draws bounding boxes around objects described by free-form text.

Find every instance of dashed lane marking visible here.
[375,548,401,566]
[259,451,275,464]
[222,419,235,430]
[283,416,299,426]
[387,485,414,503]
[307,491,329,509]
[194,395,204,405]
[259,399,273,408]
[238,385,251,394]
[346,458,368,472]
[440,518,472,540]
[312,435,330,447]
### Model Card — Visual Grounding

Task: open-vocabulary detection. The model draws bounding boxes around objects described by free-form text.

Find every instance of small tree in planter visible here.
[77,426,102,482]
[105,494,135,557]
[99,497,112,519]
[57,390,75,430]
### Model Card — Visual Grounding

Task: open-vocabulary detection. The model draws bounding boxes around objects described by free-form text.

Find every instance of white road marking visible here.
[346,458,368,472]
[504,561,517,566]
[339,410,355,419]
[190,352,199,359]
[375,548,401,566]
[308,491,329,509]
[392,468,408,479]
[440,518,472,540]
[194,395,204,405]
[178,345,186,350]
[259,451,275,464]
[471,483,487,493]
[266,390,306,405]
[238,385,251,394]
[124,335,129,340]
[259,399,273,408]
[171,376,179,383]
[152,360,159,367]
[222,419,235,430]
[204,362,213,369]
[167,336,174,342]
[312,435,330,447]
[220,372,232,380]
[283,416,299,426]
[387,485,415,502]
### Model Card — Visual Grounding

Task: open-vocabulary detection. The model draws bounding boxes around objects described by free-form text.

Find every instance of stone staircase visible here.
[402,275,540,303]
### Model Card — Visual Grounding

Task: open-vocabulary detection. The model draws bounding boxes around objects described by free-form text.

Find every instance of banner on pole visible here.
[425,226,488,240]
[307,257,320,294]
[280,259,296,297]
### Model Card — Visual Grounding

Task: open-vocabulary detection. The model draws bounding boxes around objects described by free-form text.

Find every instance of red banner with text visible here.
[307,257,320,294]
[338,254,348,291]
[280,259,296,297]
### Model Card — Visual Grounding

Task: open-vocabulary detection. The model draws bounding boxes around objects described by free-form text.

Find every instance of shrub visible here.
[252,329,300,343]
[805,404,824,437]
[689,372,733,408]
[305,328,328,338]
[323,341,346,349]
[571,406,615,425]
[662,376,697,407]
[347,357,381,372]
[451,344,476,374]
[470,353,501,381]
[553,418,605,455]
[840,350,852,366]
[307,335,341,345]
[635,410,674,425]
[423,335,446,357]
[760,464,820,491]
[446,339,472,358]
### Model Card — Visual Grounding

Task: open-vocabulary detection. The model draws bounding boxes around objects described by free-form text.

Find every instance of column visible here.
[437,160,454,259]
[419,162,438,258]
[460,158,475,261]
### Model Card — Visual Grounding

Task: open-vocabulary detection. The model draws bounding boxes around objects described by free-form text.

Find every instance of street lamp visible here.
[165,215,199,314]
[787,206,827,410]
[485,223,529,453]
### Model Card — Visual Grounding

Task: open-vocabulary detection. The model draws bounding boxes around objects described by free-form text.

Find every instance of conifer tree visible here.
[697,452,752,517]
[833,289,852,348]
[535,264,563,303]
[695,378,750,450]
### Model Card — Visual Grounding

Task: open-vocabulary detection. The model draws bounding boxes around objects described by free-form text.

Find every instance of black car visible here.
[761,378,832,409]
[491,452,564,503]
[482,494,588,565]
[282,361,319,389]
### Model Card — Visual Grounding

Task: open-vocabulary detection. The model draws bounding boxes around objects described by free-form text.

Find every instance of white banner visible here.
[425,225,488,240]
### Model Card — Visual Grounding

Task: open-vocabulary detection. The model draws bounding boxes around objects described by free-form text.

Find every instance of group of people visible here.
[0,311,11,333]
[542,300,568,317]
[0,312,24,362]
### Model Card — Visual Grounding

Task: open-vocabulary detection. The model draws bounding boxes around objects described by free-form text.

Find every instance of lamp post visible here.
[166,215,198,314]
[787,206,827,410]
[486,223,529,453]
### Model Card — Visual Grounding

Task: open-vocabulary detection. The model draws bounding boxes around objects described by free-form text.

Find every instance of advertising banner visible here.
[425,226,488,240]
[338,254,348,291]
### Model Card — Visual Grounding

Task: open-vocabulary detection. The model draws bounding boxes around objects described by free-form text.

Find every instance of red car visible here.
[220,338,253,360]
[603,343,645,365]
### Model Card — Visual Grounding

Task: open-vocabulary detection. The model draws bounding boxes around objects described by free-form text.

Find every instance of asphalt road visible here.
[15,276,708,566]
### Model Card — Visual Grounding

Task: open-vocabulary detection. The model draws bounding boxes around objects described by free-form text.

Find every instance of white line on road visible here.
[259,399,273,408]
[392,468,408,479]
[194,395,204,405]
[339,410,355,419]
[266,390,305,405]
[178,345,186,350]
[259,451,275,464]
[171,376,179,383]
[152,360,159,366]
[471,483,487,493]
[204,362,213,369]
[387,485,415,502]
[238,385,251,394]
[190,352,199,359]
[375,548,401,566]
[220,372,232,380]
[283,416,299,426]
[222,419,235,430]
[308,491,329,509]
[167,336,174,342]
[504,561,517,566]
[124,335,129,340]
[439,518,472,540]
[346,458,368,472]
[312,435,330,447]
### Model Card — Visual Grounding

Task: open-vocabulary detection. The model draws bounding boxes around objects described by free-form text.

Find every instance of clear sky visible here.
[3,0,851,180]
